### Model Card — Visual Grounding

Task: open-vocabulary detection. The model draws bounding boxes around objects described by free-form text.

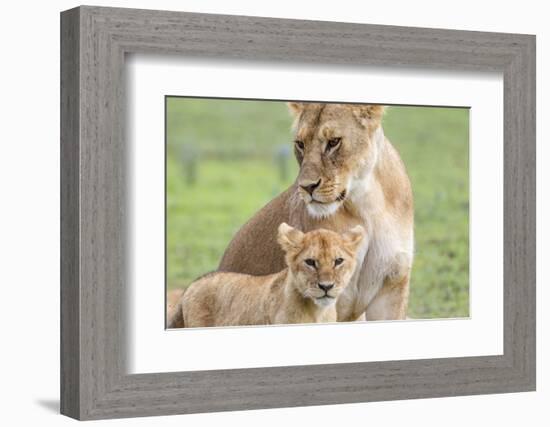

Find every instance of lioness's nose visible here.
[300,179,321,195]
[318,283,334,292]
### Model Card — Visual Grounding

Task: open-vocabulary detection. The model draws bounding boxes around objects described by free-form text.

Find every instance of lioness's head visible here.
[288,102,385,218]
[277,223,366,307]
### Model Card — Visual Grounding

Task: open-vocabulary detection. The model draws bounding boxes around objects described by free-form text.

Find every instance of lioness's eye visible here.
[334,258,344,266]
[295,140,305,151]
[326,137,342,152]
[304,258,316,268]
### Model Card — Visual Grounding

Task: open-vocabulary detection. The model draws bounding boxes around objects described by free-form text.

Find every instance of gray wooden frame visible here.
[60,5,536,420]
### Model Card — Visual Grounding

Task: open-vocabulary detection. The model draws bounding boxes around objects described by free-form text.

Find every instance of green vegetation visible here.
[166,98,469,319]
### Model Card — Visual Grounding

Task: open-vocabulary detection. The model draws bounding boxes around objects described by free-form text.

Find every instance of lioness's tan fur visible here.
[168,224,365,328]
[219,103,413,321]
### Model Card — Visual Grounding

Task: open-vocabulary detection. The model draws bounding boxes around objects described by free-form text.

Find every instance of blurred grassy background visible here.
[166,98,469,319]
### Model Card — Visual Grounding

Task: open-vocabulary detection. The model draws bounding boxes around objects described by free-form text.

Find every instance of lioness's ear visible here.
[351,105,386,128]
[277,223,305,254]
[343,225,366,252]
[287,102,306,117]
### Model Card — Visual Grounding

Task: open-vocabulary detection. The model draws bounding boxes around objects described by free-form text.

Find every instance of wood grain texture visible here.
[60,5,536,420]
[60,7,80,419]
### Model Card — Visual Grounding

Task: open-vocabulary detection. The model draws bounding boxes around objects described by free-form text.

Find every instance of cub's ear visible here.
[350,105,386,128]
[343,225,366,252]
[287,102,306,117]
[277,223,305,254]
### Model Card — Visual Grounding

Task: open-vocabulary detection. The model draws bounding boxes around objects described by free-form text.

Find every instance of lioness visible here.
[168,224,365,328]
[219,103,413,321]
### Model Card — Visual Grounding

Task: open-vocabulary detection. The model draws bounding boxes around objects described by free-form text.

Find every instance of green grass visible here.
[384,107,469,318]
[166,98,469,319]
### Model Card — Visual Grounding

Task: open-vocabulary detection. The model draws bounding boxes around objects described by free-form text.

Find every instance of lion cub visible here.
[168,223,366,328]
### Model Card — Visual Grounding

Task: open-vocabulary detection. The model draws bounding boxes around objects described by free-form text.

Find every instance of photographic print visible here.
[60,8,535,418]
[165,98,469,328]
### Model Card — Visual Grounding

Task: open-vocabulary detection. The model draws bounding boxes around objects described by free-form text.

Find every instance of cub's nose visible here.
[300,179,321,196]
[318,283,334,293]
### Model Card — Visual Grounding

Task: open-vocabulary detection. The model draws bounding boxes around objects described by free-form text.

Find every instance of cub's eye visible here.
[326,137,342,152]
[334,258,344,266]
[304,258,316,268]
[294,140,305,151]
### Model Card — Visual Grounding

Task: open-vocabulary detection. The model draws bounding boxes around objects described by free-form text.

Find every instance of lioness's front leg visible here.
[365,273,410,320]
[364,251,411,320]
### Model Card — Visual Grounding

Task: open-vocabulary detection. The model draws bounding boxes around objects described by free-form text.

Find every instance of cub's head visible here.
[288,102,385,218]
[277,223,366,307]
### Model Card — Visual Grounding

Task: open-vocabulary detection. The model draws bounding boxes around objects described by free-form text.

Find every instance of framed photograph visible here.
[60,6,536,420]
